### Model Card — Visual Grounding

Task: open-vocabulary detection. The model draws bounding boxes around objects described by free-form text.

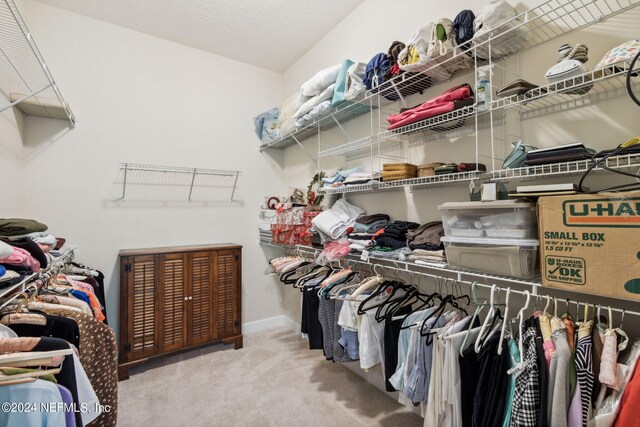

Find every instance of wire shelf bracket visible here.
[119,163,242,201]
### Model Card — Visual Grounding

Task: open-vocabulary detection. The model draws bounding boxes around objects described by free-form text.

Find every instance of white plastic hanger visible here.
[507,290,530,374]
[497,287,512,355]
[474,285,498,353]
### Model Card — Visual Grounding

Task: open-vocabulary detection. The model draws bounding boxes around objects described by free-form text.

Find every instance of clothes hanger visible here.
[507,290,530,374]
[419,278,465,339]
[397,275,445,329]
[474,285,504,353]
[460,282,485,356]
[496,287,512,355]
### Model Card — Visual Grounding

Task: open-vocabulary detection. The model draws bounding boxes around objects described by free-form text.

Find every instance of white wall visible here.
[275,0,640,326]
[4,0,292,339]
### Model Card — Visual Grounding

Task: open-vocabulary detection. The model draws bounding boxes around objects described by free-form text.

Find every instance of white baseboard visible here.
[243,315,299,335]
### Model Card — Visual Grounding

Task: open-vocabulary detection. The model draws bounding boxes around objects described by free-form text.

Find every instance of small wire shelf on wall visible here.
[119,163,242,202]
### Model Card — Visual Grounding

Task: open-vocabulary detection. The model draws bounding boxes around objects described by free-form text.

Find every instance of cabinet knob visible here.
[188,296,193,300]
[184,296,188,301]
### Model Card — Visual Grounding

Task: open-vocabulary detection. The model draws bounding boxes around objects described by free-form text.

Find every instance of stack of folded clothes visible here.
[322,167,360,186]
[373,221,420,249]
[406,221,444,251]
[311,199,365,242]
[435,163,487,175]
[354,214,390,234]
[347,214,391,252]
[0,218,63,287]
[328,171,382,188]
[406,221,447,266]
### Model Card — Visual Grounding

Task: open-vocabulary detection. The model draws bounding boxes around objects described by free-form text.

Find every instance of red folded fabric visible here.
[387,84,473,130]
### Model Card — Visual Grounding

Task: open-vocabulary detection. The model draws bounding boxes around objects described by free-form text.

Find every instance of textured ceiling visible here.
[33,0,364,72]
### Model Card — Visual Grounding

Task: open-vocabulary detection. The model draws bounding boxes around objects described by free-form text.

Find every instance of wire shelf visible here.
[380,171,479,190]
[489,151,640,180]
[259,240,543,289]
[318,181,378,195]
[0,0,75,125]
[318,171,478,194]
[492,61,640,119]
[318,105,478,158]
[119,163,242,201]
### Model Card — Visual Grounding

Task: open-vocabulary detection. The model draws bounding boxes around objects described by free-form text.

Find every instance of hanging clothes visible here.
[575,320,594,427]
[510,317,541,427]
[548,317,571,427]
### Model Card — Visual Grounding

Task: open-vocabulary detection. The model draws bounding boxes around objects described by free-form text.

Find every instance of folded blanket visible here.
[312,199,364,241]
[0,241,12,259]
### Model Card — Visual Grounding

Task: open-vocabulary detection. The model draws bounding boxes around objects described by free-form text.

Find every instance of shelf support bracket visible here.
[230,171,240,201]
[188,168,197,201]
[331,115,350,142]
[121,163,128,199]
[291,134,317,163]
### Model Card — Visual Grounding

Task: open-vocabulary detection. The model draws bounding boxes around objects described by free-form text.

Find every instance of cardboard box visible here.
[538,192,640,301]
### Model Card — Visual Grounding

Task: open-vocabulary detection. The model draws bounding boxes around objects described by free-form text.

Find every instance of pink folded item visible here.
[0,246,41,272]
[387,84,473,130]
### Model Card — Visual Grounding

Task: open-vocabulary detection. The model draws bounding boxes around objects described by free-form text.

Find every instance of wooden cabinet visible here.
[118,244,242,380]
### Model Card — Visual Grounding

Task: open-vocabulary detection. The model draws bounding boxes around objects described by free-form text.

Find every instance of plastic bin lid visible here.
[438,200,535,210]
[441,236,540,246]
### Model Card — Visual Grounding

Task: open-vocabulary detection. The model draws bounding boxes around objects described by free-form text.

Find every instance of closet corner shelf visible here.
[119,163,242,201]
[259,240,542,290]
[0,0,76,126]
[491,61,640,120]
[318,171,479,195]
[489,151,640,181]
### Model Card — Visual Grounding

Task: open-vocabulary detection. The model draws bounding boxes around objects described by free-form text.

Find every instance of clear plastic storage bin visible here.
[442,236,539,279]
[438,200,538,240]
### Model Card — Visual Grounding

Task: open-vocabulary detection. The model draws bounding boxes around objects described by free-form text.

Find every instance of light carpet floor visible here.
[118,327,423,426]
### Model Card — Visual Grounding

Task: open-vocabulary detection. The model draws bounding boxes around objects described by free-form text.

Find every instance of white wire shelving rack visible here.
[491,61,640,120]
[0,0,75,126]
[119,163,242,201]
[259,240,543,291]
[489,151,640,180]
[318,171,481,195]
[320,150,640,195]
[258,0,638,154]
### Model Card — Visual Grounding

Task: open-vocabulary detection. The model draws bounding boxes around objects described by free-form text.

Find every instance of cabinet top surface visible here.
[119,243,242,256]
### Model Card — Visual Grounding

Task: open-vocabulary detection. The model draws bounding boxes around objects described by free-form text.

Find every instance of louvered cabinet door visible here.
[187,252,214,346]
[158,254,188,352]
[126,255,158,360]
[215,250,240,339]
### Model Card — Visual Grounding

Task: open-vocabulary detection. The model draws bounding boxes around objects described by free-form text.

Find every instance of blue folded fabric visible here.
[0,266,5,278]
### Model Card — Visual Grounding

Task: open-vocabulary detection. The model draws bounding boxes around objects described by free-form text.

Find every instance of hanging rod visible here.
[119,163,242,201]
[264,242,640,318]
